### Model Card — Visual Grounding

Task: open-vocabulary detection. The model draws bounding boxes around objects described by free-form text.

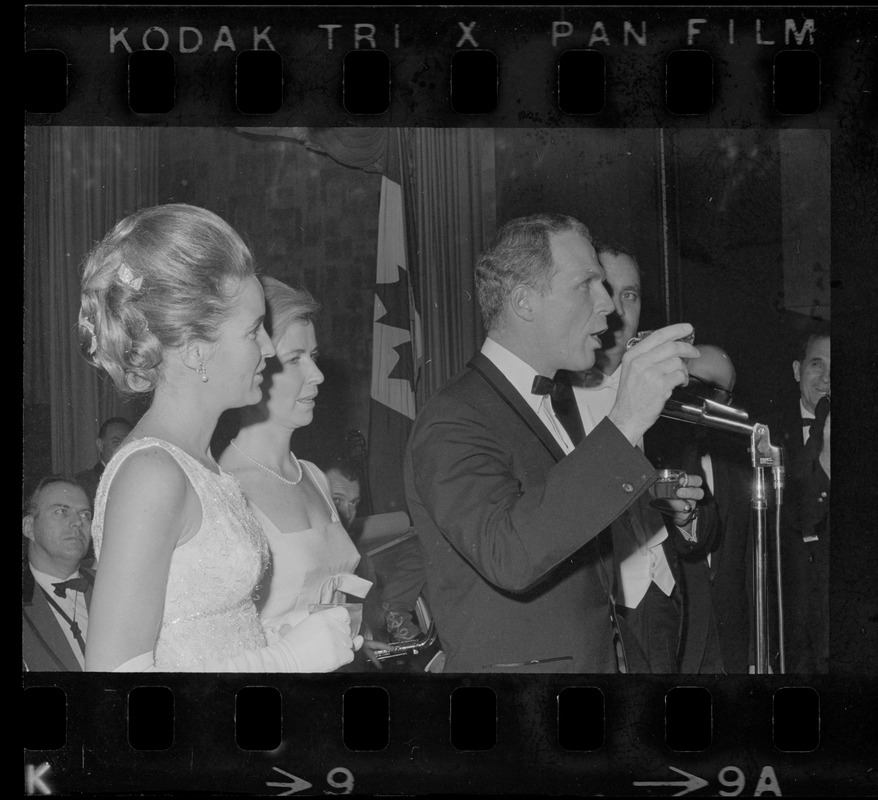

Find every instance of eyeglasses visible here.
[686,375,734,406]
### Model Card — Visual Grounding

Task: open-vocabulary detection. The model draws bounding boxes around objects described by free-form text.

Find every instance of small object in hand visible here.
[626,329,696,351]
[651,469,688,499]
[308,602,363,639]
[649,470,697,515]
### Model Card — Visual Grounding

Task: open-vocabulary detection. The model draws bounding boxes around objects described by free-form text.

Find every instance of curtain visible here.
[24,127,158,477]
[402,128,496,403]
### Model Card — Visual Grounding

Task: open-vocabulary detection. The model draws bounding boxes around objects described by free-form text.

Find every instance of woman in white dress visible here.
[80,204,361,672]
[219,277,386,665]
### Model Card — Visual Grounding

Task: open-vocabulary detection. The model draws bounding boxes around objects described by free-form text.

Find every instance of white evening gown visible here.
[93,438,269,670]
[251,460,371,643]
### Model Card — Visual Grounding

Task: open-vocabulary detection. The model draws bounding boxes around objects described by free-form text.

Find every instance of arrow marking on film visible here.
[266,766,313,796]
[633,765,709,796]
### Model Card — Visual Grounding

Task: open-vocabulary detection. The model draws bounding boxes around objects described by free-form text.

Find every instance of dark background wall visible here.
[155,128,382,468]
[494,127,829,426]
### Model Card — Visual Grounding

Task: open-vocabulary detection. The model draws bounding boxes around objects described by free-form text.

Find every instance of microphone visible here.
[660,386,754,436]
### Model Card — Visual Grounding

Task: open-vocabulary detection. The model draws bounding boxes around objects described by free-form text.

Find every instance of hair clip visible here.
[118,263,143,291]
[81,317,98,355]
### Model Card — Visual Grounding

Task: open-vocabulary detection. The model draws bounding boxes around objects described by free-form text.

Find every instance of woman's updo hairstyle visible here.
[78,204,254,395]
[259,275,321,345]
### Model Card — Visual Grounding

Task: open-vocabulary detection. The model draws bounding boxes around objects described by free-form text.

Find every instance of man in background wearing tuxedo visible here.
[645,345,756,672]
[22,476,95,671]
[775,331,831,672]
[574,245,725,673]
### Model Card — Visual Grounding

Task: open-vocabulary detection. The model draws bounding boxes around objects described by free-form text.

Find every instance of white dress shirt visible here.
[480,338,575,453]
[30,564,89,669]
[574,368,676,609]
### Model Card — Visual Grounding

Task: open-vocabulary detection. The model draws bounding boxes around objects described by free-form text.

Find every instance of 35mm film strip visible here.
[23,4,877,796]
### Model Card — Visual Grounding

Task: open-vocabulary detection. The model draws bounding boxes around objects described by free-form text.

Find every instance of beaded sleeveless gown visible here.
[93,438,270,671]
[251,460,370,643]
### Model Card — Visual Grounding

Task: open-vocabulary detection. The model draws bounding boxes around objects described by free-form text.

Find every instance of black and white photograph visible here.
[23,5,876,797]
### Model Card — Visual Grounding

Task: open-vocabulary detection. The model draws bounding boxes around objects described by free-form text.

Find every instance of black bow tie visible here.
[52,576,88,598]
[531,371,585,446]
[803,396,831,428]
[532,374,562,398]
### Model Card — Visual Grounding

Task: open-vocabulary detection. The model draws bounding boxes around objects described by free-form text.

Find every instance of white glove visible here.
[200,606,361,673]
[111,607,361,673]
[278,606,364,672]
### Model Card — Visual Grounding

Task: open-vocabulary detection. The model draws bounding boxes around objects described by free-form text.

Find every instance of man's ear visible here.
[22,515,35,542]
[509,285,536,322]
[792,360,801,383]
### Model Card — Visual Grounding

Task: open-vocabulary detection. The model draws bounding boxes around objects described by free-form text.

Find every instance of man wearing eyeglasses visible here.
[572,245,721,673]
[22,476,95,671]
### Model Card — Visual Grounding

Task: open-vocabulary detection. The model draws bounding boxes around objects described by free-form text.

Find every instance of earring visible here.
[197,363,208,383]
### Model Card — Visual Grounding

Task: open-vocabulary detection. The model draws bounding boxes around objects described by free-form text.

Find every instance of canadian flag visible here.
[367,176,421,513]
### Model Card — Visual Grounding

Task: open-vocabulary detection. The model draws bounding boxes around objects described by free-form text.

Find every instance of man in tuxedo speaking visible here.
[404,214,702,672]
[22,476,95,671]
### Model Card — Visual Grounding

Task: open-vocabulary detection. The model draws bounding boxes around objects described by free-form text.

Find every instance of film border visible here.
[23,4,877,796]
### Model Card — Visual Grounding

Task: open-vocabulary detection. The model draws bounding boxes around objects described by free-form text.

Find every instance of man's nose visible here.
[258,326,276,358]
[594,280,614,316]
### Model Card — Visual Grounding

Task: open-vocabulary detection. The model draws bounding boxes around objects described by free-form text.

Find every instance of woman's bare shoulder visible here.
[104,445,192,523]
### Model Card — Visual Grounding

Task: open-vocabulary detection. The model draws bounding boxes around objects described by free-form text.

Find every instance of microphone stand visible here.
[659,396,785,674]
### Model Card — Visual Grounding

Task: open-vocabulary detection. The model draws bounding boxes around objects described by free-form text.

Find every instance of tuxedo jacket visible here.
[769,398,830,672]
[653,429,754,674]
[404,352,656,673]
[771,398,830,544]
[22,565,95,672]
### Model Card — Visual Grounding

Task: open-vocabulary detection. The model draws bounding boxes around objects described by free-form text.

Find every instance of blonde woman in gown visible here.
[79,204,361,672]
[219,277,387,665]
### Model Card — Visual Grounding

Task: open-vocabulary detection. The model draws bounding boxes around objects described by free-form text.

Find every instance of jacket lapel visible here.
[23,588,82,672]
[469,352,620,642]
[468,352,567,463]
[82,566,96,610]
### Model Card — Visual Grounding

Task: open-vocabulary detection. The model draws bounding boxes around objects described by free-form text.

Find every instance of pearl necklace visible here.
[230,441,303,486]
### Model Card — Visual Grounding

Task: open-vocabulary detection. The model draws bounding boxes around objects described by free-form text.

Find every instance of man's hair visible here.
[98,416,133,439]
[24,476,88,517]
[325,458,362,486]
[593,241,643,277]
[797,326,831,363]
[475,213,592,332]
